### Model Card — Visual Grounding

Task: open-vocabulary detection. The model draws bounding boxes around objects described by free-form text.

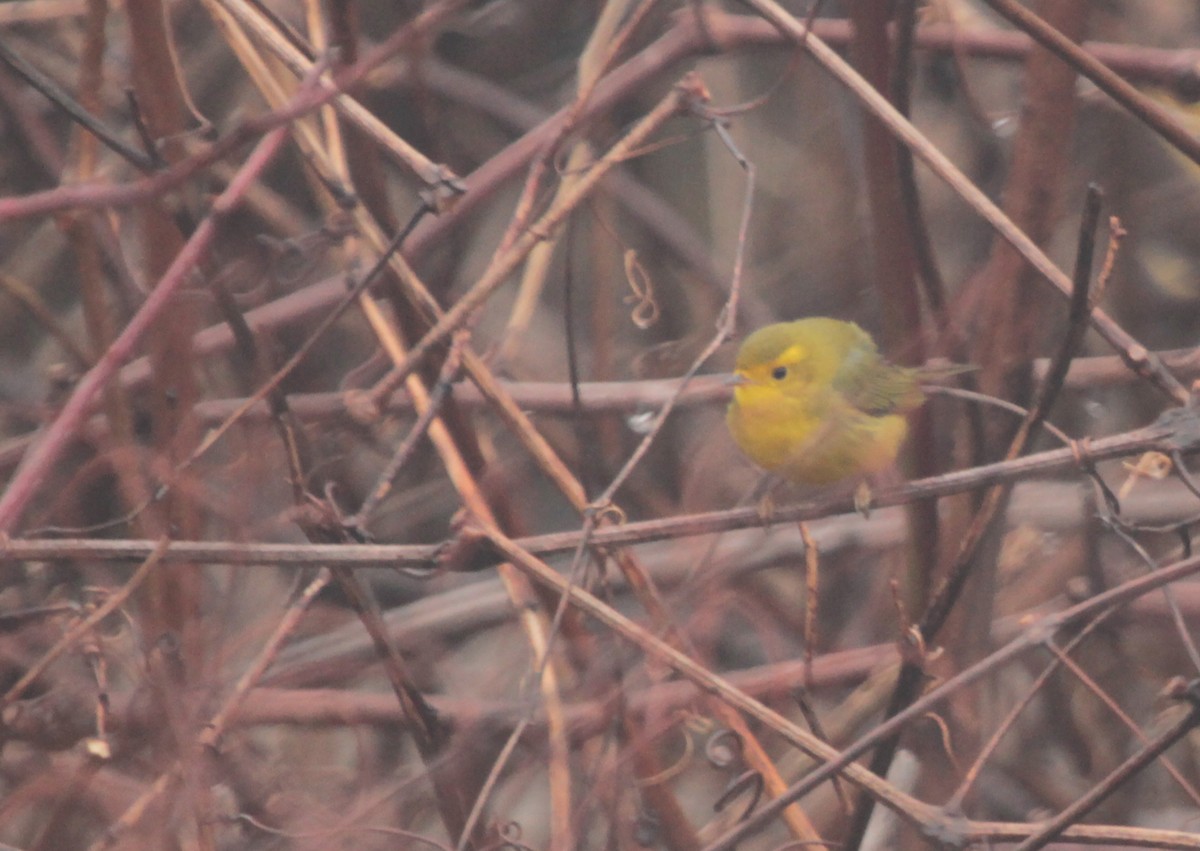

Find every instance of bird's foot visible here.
[854,481,873,518]
[756,491,777,526]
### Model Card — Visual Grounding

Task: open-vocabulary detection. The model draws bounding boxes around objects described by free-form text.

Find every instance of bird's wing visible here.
[832,342,923,416]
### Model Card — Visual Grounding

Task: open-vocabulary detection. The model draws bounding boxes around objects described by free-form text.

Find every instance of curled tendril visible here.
[636,726,693,787]
[587,499,627,525]
[680,709,714,735]
[623,249,659,330]
[899,625,927,666]
[1117,450,1172,501]
[713,769,763,823]
[705,727,743,768]
[485,821,535,851]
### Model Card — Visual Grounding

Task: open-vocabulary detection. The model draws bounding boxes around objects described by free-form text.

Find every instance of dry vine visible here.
[1,2,1200,850]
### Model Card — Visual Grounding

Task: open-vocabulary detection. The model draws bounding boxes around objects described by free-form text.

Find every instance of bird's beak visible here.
[725,371,749,386]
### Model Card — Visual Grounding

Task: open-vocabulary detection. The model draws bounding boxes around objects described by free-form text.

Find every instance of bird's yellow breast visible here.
[726,373,908,485]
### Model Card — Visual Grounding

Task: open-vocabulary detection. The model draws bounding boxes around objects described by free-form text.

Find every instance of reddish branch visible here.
[0,112,300,532]
[0,416,1191,568]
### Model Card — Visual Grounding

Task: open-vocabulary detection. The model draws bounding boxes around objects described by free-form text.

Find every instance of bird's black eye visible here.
[771,365,788,381]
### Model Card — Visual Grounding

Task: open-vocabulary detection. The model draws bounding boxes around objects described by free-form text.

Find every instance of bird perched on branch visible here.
[727,318,963,495]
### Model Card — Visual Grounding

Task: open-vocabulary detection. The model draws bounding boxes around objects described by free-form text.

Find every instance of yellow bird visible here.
[727,318,937,486]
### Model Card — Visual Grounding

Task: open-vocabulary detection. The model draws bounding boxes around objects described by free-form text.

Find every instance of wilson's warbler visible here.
[727,318,937,485]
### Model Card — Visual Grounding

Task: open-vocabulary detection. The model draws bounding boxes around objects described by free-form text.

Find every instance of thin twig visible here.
[0,91,305,532]
[845,183,1104,841]
[454,718,532,851]
[0,417,1192,569]
[343,339,465,534]
[482,520,1200,851]
[90,566,332,849]
[1044,639,1200,805]
[364,74,705,410]
[0,538,169,708]
[702,546,1200,850]
[739,0,1187,404]
[981,0,1200,169]
[1012,684,1200,851]
[0,33,155,169]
